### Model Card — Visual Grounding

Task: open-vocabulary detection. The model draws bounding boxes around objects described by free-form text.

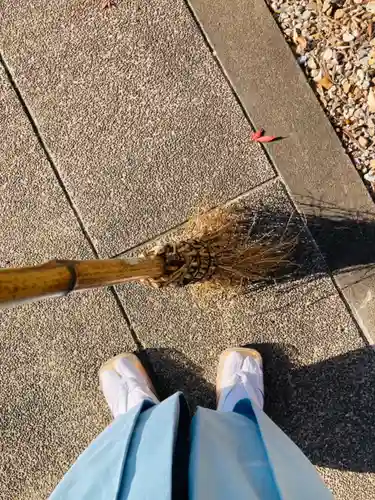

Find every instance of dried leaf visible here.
[368,88,375,113]
[318,74,333,90]
[292,28,307,51]
[366,1,375,13]
[250,129,278,143]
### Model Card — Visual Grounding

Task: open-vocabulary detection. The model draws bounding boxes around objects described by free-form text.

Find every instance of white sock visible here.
[217,352,264,412]
[100,357,158,418]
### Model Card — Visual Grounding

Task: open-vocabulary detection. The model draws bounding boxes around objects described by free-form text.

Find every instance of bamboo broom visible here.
[0,208,295,308]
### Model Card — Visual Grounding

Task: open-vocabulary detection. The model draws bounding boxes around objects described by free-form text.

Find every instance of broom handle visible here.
[0,256,164,307]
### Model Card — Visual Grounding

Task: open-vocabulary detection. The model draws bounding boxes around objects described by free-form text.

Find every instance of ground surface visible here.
[0,1,374,499]
[269,0,375,194]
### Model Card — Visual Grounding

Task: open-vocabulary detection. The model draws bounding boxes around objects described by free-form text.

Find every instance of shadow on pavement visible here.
[233,201,375,289]
[140,344,375,473]
[250,343,375,473]
[137,348,216,410]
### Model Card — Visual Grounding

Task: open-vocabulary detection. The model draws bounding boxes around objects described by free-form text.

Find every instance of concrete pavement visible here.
[0,0,374,499]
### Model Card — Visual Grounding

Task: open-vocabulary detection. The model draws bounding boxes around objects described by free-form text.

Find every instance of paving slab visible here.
[0,64,91,267]
[0,0,274,257]
[117,180,375,499]
[0,64,135,499]
[0,291,134,500]
[188,0,375,343]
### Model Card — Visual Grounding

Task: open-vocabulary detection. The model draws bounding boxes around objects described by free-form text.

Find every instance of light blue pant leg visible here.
[50,393,185,500]
[189,403,281,500]
[189,398,333,500]
[117,392,186,500]
[51,392,333,499]
[50,401,147,500]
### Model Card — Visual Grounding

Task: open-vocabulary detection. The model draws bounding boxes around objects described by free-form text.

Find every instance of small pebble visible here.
[313,71,323,82]
[357,69,365,82]
[271,0,375,193]
[343,32,355,42]
[322,0,331,13]
[334,9,345,20]
[323,48,333,60]
[307,57,317,69]
[343,81,351,93]
[364,170,375,182]
[302,10,312,20]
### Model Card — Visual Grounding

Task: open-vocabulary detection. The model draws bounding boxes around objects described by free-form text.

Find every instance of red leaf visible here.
[256,135,277,143]
[250,128,277,143]
[250,129,264,140]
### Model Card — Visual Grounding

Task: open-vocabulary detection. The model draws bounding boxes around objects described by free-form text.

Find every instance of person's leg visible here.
[216,347,264,412]
[99,353,159,418]
[190,348,332,499]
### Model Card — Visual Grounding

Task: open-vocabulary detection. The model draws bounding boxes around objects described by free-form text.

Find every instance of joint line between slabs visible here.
[0,52,143,347]
[110,287,144,350]
[0,52,97,258]
[183,0,280,181]
[110,175,279,259]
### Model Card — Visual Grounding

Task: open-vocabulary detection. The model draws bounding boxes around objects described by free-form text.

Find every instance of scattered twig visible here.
[368,20,373,40]
[342,128,367,151]
[101,0,116,9]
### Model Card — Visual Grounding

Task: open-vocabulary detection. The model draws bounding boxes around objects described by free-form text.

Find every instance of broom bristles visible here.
[147,205,296,290]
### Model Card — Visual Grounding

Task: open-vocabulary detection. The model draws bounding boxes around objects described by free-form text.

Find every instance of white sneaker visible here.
[216,348,264,412]
[99,353,159,418]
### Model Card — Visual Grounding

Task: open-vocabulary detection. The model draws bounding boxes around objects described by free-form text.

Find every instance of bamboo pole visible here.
[0,256,165,307]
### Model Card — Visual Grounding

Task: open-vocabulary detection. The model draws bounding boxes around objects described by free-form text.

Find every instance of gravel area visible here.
[267,0,375,196]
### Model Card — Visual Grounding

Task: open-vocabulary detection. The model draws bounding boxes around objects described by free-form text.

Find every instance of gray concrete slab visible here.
[0,0,275,258]
[0,64,135,499]
[0,64,91,266]
[116,180,375,499]
[188,0,375,344]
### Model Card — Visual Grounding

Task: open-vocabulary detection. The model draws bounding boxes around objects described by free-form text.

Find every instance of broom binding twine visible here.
[148,240,217,287]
